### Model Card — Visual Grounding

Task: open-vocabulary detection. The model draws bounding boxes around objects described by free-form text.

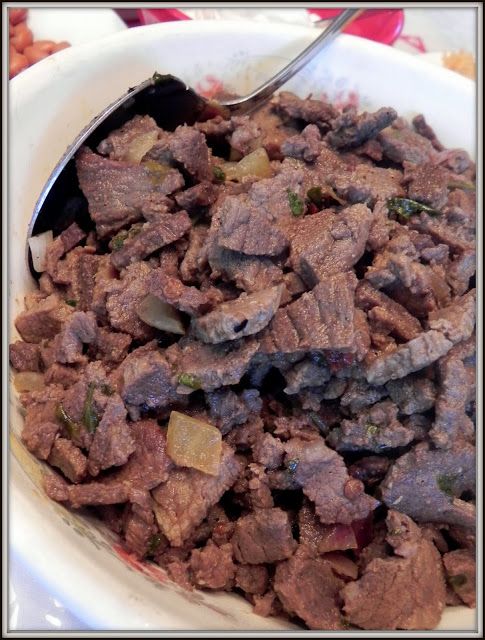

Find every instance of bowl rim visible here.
[8,19,476,632]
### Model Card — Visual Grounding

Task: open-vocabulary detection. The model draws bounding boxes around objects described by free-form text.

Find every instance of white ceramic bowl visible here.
[9,20,476,632]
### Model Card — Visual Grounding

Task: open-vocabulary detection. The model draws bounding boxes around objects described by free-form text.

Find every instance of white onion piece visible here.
[137,294,185,335]
[221,147,273,182]
[28,230,53,273]
[126,131,159,164]
[14,372,45,393]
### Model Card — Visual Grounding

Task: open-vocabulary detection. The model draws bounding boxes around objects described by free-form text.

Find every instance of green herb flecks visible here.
[365,423,380,437]
[100,383,114,396]
[82,383,99,433]
[307,186,324,207]
[147,534,162,556]
[65,299,77,307]
[178,373,202,390]
[448,573,467,589]
[56,404,80,438]
[286,459,300,475]
[212,166,226,183]
[287,188,305,217]
[387,197,441,220]
[111,230,128,251]
[437,473,459,497]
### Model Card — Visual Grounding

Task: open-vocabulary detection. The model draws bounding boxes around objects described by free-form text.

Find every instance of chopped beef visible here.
[152,443,243,546]
[284,437,378,524]
[274,547,346,630]
[341,511,446,630]
[327,400,414,453]
[9,341,40,372]
[192,285,283,343]
[281,124,322,162]
[15,294,73,344]
[110,212,191,269]
[272,91,338,129]
[149,269,222,316]
[190,541,235,590]
[380,442,476,527]
[288,204,372,285]
[206,388,262,435]
[47,437,88,483]
[12,94,476,630]
[232,507,296,564]
[168,337,259,392]
[366,330,453,386]
[87,394,135,476]
[260,272,357,356]
[327,106,397,149]
[386,376,437,415]
[76,147,183,237]
[443,549,476,607]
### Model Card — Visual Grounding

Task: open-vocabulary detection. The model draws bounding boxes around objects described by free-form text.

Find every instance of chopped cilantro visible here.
[65,299,77,307]
[287,188,305,216]
[212,166,226,182]
[387,197,440,219]
[436,473,459,497]
[178,373,202,390]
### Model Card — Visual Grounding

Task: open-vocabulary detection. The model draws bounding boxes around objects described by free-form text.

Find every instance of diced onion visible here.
[125,131,159,164]
[136,294,185,335]
[167,410,222,475]
[14,371,45,392]
[222,147,273,182]
[28,230,53,273]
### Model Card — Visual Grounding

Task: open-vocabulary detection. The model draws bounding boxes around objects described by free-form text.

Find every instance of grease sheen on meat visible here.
[11,90,476,631]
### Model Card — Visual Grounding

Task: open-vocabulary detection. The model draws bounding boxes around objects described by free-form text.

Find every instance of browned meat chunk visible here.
[327,106,397,149]
[380,442,476,527]
[386,376,436,415]
[229,115,262,156]
[341,511,446,630]
[97,114,160,161]
[45,222,87,277]
[281,124,322,162]
[54,311,97,364]
[206,388,262,435]
[9,341,40,372]
[208,245,283,293]
[15,294,73,344]
[235,564,269,595]
[121,349,176,412]
[378,124,436,165]
[443,549,476,607]
[149,269,222,317]
[190,541,235,590]
[175,181,219,210]
[405,163,449,209]
[152,443,243,546]
[328,164,404,206]
[428,289,476,345]
[47,437,88,483]
[272,91,338,128]
[232,508,296,564]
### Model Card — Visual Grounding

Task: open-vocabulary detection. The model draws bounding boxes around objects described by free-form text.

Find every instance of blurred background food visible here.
[442,51,475,79]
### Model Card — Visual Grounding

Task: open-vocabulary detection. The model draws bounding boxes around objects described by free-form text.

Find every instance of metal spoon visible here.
[27,8,361,275]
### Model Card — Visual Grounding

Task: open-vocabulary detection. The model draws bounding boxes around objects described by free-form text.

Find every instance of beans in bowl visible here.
[10,88,476,630]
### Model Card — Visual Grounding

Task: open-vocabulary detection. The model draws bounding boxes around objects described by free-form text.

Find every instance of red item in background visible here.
[137,8,404,46]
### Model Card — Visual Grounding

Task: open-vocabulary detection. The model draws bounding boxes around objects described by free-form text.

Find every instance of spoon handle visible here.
[220,8,363,114]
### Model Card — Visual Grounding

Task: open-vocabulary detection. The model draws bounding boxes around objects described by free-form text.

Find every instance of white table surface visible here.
[9,6,476,632]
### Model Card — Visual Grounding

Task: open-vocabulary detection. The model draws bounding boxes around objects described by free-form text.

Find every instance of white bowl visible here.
[9,20,476,631]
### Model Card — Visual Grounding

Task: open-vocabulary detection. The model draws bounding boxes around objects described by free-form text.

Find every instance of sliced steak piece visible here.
[288,204,372,285]
[380,442,476,527]
[366,330,453,386]
[54,311,97,364]
[105,262,156,341]
[251,101,300,160]
[123,500,158,558]
[340,379,387,413]
[341,511,446,630]
[328,164,404,207]
[179,225,209,283]
[208,245,283,293]
[229,115,262,156]
[327,106,397,149]
[252,432,285,470]
[194,115,234,137]
[327,400,414,453]
[274,547,346,630]
[76,147,183,237]
[232,507,296,564]
[283,359,330,394]
[190,541,235,590]
[348,456,391,487]
[260,272,357,355]
[168,337,259,393]
[428,289,476,345]
[235,564,269,595]
[9,341,40,372]
[284,437,378,524]
[67,252,101,312]
[22,413,60,460]
[96,114,160,161]
[281,124,322,162]
[152,443,243,546]
[149,269,222,317]
[356,281,422,342]
[121,349,176,412]
[298,500,358,554]
[412,114,444,151]
[110,212,191,270]
[15,294,73,344]
[192,285,283,344]
[47,437,88,483]
[404,163,449,209]
[170,125,212,181]
[408,212,475,253]
[272,91,338,129]
[44,363,81,388]
[430,338,475,449]
[87,394,135,476]
[45,222,87,278]
[443,549,476,608]
[386,376,437,415]
[95,328,132,364]
[175,182,219,211]
[206,388,262,435]
[446,249,476,296]
[378,124,436,165]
